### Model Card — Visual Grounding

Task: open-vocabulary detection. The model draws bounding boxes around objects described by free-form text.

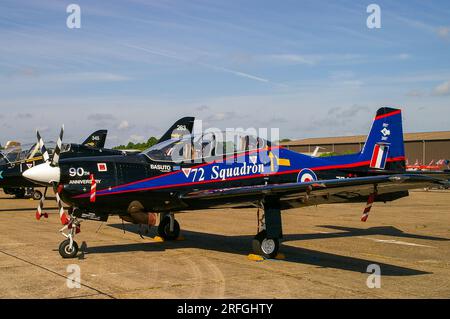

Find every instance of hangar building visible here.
[281,131,450,164]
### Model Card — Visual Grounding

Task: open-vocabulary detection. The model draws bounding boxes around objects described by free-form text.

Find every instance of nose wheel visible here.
[157,214,180,240]
[58,216,81,258]
[59,239,79,258]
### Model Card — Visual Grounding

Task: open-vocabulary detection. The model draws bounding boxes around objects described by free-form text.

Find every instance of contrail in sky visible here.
[122,43,270,83]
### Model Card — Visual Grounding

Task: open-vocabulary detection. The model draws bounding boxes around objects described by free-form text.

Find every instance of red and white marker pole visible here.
[361,193,376,222]
[90,174,96,203]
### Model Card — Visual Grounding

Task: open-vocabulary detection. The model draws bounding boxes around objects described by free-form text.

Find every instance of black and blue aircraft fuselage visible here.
[23,108,450,259]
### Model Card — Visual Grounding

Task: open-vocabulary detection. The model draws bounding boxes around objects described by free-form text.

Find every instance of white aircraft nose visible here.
[23,163,60,185]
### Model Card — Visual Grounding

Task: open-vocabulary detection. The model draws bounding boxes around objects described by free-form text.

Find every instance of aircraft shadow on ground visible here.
[83,223,450,276]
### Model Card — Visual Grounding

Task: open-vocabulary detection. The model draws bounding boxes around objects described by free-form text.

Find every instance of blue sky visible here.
[1,0,449,146]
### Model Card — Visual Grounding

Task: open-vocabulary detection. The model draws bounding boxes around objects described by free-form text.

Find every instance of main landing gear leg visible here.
[58,214,82,258]
[252,198,282,259]
[157,212,180,240]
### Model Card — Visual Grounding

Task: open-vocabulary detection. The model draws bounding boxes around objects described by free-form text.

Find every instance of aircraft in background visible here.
[23,108,449,259]
[406,159,450,171]
[0,130,111,199]
[1,117,196,200]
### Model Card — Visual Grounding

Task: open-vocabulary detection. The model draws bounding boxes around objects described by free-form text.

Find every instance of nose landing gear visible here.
[59,239,79,259]
[58,216,81,258]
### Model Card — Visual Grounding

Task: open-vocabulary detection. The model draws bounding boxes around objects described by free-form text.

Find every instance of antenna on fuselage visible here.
[311,146,325,157]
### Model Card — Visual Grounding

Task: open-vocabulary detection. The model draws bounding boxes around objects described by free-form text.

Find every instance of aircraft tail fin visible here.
[158,117,195,143]
[82,130,108,148]
[358,107,406,171]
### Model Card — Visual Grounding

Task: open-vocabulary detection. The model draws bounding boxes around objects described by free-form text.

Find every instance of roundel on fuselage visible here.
[297,168,318,183]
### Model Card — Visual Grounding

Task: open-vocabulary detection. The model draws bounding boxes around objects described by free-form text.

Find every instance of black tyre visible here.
[252,230,279,259]
[32,190,43,201]
[157,216,180,240]
[59,239,79,258]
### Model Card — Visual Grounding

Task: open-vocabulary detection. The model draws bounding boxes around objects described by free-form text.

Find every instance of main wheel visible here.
[252,230,279,259]
[32,190,43,201]
[59,239,79,258]
[157,216,180,240]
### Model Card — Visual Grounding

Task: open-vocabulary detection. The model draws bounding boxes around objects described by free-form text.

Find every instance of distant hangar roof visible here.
[282,131,450,146]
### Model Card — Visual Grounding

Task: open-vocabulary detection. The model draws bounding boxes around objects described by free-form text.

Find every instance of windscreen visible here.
[142,132,267,163]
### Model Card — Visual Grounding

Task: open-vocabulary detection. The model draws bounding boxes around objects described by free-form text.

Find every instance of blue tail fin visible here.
[359,107,406,171]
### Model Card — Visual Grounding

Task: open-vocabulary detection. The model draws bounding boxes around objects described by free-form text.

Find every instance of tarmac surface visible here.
[0,189,449,299]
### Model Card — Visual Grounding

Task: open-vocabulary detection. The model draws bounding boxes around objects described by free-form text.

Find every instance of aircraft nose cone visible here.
[23,163,60,185]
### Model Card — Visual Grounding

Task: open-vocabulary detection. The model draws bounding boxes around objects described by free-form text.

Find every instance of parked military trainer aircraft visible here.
[23,108,449,259]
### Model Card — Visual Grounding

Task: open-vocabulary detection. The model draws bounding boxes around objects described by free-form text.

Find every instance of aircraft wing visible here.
[180,174,449,207]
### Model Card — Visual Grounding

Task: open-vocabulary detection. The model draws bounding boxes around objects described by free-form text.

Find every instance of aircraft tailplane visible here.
[358,107,406,171]
[158,117,195,143]
[82,130,108,149]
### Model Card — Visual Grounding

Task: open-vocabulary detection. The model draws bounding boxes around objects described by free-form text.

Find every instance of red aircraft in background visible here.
[406,159,450,171]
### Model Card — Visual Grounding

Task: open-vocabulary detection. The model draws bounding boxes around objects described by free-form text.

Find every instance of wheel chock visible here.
[176,235,185,241]
[247,254,265,262]
[153,236,165,242]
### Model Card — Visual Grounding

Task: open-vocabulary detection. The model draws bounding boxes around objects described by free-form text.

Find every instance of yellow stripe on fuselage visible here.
[277,158,291,167]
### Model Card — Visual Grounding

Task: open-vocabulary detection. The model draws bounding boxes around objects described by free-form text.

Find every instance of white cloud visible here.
[437,27,450,39]
[44,72,131,82]
[406,90,423,97]
[1,72,131,83]
[205,111,238,122]
[16,113,33,119]
[124,43,270,83]
[129,134,145,143]
[195,105,210,112]
[118,120,130,130]
[433,81,450,95]
[397,53,411,60]
[88,113,116,122]
[36,126,50,133]
[390,15,450,42]
[260,54,316,65]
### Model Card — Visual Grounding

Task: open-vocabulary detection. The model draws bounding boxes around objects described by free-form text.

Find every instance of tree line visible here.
[113,137,159,151]
[112,137,293,151]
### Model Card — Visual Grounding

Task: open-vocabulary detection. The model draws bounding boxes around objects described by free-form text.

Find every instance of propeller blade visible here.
[51,125,64,166]
[37,130,50,162]
[54,183,69,225]
[36,187,49,220]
